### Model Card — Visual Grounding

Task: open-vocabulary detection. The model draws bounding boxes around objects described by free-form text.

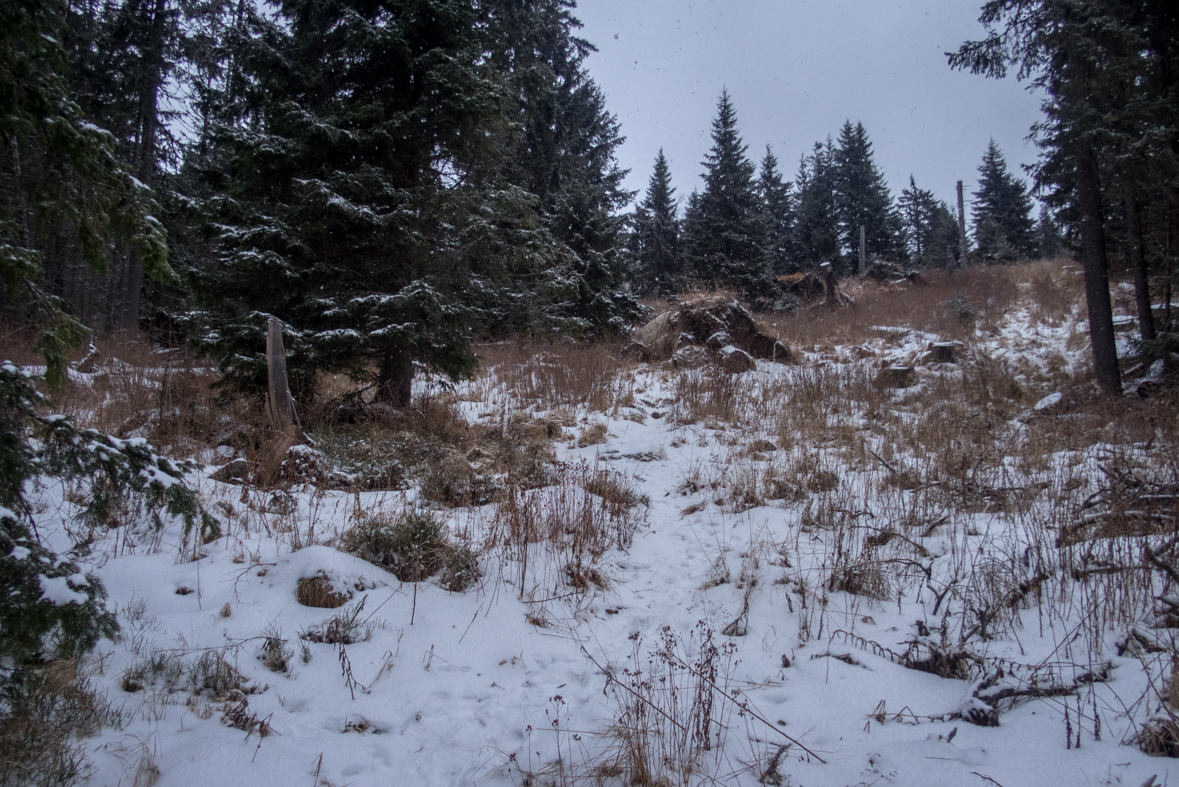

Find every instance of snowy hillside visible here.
[11,264,1179,787]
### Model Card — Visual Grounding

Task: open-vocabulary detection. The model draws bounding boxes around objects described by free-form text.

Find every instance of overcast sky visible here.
[574,0,1045,214]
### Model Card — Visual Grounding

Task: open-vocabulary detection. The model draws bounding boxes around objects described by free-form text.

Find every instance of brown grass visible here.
[761,261,1077,348]
[476,338,635,412]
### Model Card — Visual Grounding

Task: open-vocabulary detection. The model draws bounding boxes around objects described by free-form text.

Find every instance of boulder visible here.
[923,342,959,364]
[777,272,827,302]
[635,294,794,366]
[718,346,755,373]
[671,345,713,370]
[877,365,916,388]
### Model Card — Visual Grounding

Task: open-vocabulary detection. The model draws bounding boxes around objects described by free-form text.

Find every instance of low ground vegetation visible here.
[2,260,1178,786]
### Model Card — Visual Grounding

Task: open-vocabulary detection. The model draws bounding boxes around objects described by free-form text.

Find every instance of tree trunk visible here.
[1075,145,1122,393]
[1123,181,1155,344]
[955,180,968,272]
[376,350,414,407]
[266,317,297,432]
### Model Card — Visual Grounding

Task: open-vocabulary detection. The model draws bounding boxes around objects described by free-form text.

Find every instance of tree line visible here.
[950,0,1179,393]
[629,90,1055,305]
[1,0,642,403]
[1,0,1176,401]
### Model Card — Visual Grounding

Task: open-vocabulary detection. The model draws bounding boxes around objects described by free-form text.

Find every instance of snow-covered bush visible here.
[1,360,215,669]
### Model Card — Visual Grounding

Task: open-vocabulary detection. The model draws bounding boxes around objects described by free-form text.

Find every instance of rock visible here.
[636,311,673,348]
[719,346,755,373]
[705,330,732,349]
[923,342,958,364]
[1033,392,1064,413]
[671,345,712,370]
[877,365,916,388]
[777,271,827,302]
[210,457,252,483]
[635,294,794,364]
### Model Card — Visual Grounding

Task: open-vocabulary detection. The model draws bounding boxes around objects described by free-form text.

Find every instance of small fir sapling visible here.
[1,361,215,673]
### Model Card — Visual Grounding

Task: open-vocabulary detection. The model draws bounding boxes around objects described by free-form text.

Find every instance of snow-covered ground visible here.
[24,284,1179,787]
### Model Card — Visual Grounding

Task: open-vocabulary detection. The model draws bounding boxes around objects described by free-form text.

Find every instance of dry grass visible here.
[761,260,1079,348]
[0,660,121,787]
[475,338,636,412]
[2,325,258,461]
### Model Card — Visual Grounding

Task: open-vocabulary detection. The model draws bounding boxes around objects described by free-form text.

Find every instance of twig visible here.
[601,645,830,764]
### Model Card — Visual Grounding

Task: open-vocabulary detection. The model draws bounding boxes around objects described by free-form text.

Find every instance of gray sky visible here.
[574,0,1045,214]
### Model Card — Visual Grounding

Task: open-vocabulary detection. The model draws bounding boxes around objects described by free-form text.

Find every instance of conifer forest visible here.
[2,1,1179,786]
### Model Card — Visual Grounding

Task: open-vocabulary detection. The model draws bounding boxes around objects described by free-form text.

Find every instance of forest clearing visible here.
[4,261,1179,787]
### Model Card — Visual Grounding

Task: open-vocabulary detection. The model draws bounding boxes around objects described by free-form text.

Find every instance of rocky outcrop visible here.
[636,295,794,371]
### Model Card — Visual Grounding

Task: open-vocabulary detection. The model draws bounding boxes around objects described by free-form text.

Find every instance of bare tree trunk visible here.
[1076,145,1122,393]
[1123,181,1156,344]
[858,224,866,275]
[266,317,297,432]
[956,180,968,272]
[375,350,414,407]
[257,317,305,486]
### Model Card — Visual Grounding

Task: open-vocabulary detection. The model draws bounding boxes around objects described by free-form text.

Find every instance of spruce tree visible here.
[0,0,169,386]
[791,141,840,267]
[480,0,642,337]
[188,0,643,405]
[190,0,497,405]
[633,150,680,295]
[759,146,794,275]
[898,176,959,266]
[971,140,1036,261]
[681,89,771,302]
[832,120,902,267]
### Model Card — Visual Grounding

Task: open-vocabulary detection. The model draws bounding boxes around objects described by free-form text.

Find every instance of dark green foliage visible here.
[0,514,118,666]
[633,150,681,294]
[1036,206,1066,259]
[681,90,773,303]
[0,366,116,665]
[190,0,494,405]
[0,0,170,385]
[899,176,960,267]
[187,0,642,407]
[37,417,219,541]
[832,120,903,267]
[791,141,841,268]
[759,146,794,275]
[971,140,1036,260]
[341,507,480,590]
[0,361,214,670]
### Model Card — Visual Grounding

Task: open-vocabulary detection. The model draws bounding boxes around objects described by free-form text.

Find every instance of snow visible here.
[1034,392,1063,411]
[37,573,89,605]
[11,294,1177,787]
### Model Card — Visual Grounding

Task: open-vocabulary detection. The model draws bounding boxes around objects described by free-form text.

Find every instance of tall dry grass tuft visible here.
[477,339,634,412]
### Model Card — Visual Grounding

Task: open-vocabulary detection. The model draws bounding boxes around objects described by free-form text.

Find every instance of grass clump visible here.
[341,510,479,589]
[0,661,122,787]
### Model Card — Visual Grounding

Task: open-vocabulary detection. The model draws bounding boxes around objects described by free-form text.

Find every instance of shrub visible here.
[342,510,448,583]
[0,661,122,787]
[439,542,481,592]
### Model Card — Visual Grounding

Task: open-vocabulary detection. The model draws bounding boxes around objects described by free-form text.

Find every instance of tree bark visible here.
[376,350,414,407]
[955,180,968,272]
[266,317,297,432]
[1123,181,1156,344]
[1075,145,1122,393]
